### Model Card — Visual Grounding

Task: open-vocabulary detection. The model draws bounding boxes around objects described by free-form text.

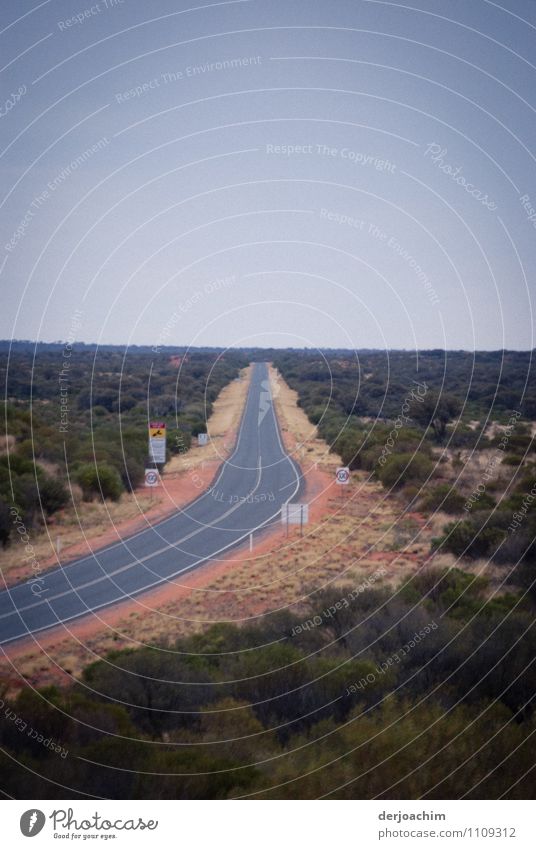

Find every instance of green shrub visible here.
[433,518,505,559]
[377,452,434,490]
[464,491,496,511]
[189,420,207,437]
[168,428,192,455]
[39,474,69,515]
[331,427,363,467]
[0,499,11,546]
[356,446,382,471]
[119,456,145,491]
[420,483,465,514]
[76,463,124,502]
[502,453,524,466]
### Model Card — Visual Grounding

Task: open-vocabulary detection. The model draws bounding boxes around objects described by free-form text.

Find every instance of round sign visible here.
[145,470,159,486]
[336,467,350,484]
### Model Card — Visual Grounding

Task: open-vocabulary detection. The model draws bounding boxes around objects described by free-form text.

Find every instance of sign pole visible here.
[336,467,350,503]
[144,467,160,502]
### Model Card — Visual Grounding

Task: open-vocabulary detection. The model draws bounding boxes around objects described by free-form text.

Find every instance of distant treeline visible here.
[274,349,536,421]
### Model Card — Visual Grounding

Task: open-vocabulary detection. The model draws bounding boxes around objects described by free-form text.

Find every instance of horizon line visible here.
[1,340,535,354]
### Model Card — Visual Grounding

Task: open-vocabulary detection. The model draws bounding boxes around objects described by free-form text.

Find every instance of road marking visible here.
[0,458,264,621]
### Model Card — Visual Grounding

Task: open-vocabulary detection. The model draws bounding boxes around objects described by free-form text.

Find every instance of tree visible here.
[411,392,462,442]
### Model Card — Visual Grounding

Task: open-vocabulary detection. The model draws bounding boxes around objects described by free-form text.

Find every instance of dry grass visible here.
[270,364,334,472]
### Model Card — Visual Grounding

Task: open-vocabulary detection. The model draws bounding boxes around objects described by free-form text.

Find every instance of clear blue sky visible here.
[1,0,535,350]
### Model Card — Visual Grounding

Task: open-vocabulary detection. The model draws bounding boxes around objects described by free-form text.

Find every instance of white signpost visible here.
[336,466,350,504]
[281,502,309,536]
[197,432,209,446]
[144,469,159,488]
[148,421,166,464]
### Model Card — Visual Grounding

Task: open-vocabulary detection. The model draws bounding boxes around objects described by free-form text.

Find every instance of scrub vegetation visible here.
[1,345,535,799]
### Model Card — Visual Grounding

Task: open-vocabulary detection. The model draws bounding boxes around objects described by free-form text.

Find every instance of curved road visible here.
[0,362,303,644]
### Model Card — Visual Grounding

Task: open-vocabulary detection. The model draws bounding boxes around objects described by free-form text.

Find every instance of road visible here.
[0,362,303,644]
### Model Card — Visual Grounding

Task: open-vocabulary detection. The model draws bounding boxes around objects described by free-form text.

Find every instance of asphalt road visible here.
[0,362,303,644]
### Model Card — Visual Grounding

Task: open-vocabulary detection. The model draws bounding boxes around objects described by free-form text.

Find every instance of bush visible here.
[76,463,124,502]
[12,473,43,525]
[502,454,525,466]
[118,455,145,492]
[0,499,11,546]
[433,518,505,559]
[332,429,364,468]
[307,405,327,426]
[356,446,382,472]
[168,428,192,455]
[377,452,434,490]
[420,483,465,514]
[464,490,496,511]
[189,420,207,438]
[39,474,69,515]
[446,425,485,449]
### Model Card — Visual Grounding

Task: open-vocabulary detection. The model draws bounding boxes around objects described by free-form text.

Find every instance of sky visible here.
[1,0,535,351]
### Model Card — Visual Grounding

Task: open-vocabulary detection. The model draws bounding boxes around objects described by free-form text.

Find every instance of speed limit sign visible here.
[144,469,159,487]
[336,467,350,485]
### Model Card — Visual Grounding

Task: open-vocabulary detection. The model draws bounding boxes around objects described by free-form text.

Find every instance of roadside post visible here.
[336,466,350,502]
[144,468,159,503]
[147,421,166,503]
[148,421,166,463]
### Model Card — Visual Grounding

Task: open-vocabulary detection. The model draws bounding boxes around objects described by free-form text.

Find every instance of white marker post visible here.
[145,468,159,504]
[336,466,350,504]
